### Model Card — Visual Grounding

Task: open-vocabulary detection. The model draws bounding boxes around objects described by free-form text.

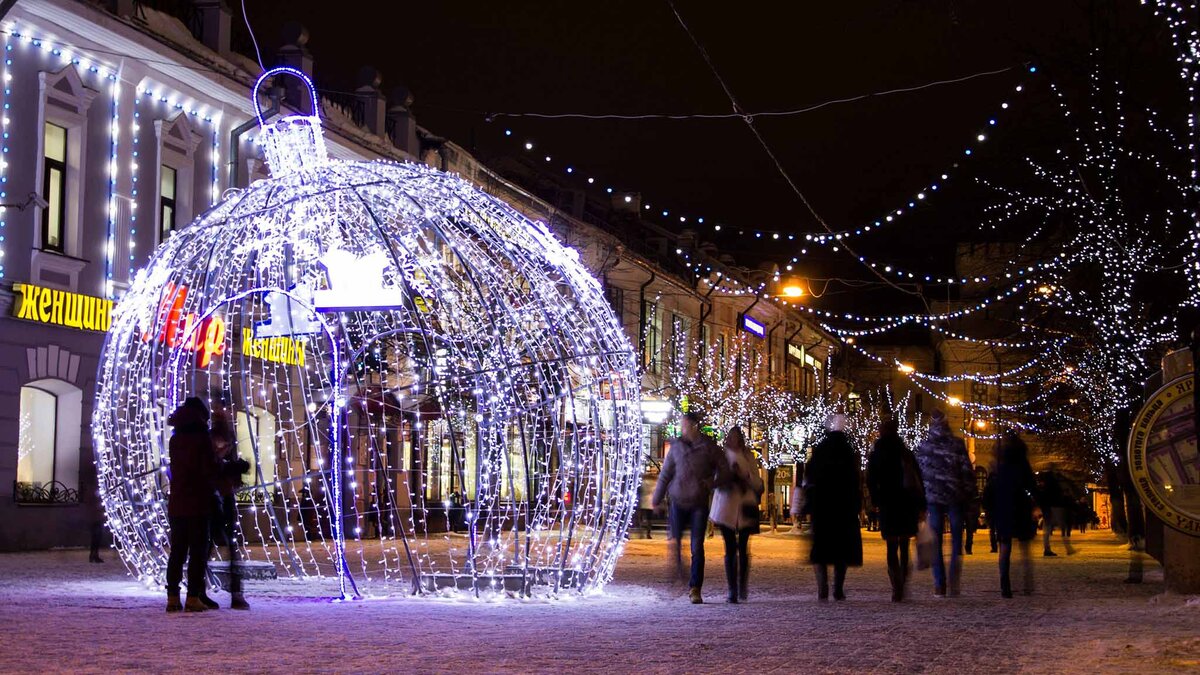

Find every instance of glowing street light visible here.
[781,284,805,298]
[897,363,916,374]
[947,396,962,407]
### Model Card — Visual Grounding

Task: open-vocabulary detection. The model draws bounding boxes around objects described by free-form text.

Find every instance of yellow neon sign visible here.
[11,282,113,332]
[241,328,307,366]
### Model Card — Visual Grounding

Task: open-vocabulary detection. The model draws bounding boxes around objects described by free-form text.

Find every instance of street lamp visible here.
[897,363,915,374]
[947,396,962,407]
[780,284,805,298]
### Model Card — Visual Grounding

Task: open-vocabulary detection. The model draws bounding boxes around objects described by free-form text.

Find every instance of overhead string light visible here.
[497,66,1039,248]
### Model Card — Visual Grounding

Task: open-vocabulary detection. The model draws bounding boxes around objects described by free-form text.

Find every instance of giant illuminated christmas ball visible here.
[93,68,642,598]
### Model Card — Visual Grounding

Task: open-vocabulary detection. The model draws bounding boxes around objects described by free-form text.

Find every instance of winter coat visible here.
[167,406,217,518]
[1036,471,1070,511]
[710,445,764,531]
[985,438,1039,541]
[211,413,248,498]
[915,420,976,508]
[652,434,730,510]
[866,432,926,539]
[803,431,863,567]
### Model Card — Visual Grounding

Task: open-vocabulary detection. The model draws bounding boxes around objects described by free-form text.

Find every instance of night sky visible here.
[245,1,1183,315]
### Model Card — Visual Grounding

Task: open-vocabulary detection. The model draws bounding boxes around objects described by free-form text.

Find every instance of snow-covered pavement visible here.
[0,530,1196,673]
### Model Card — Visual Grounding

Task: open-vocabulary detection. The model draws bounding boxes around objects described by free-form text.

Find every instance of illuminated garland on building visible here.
[94,68,642,598]
[2,26,121,294]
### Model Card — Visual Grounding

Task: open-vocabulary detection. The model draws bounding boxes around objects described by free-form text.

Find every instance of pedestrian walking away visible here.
[965,491,982,555]
[709,426,764,603]
[165,397,218,613]
[867,418,927,602]
[985,432,1038,598]
[802,414,863,601]
[1038,465,1076,557]
[652,411,732,604]
[916,409,976,597]
[211,407,251,610]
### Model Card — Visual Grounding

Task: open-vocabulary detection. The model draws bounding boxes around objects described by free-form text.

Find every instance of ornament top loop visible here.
[253,66,320,126]
[253,67,328,177]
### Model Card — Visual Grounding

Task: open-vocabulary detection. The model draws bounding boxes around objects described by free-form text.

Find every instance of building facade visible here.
[0,0,839,550]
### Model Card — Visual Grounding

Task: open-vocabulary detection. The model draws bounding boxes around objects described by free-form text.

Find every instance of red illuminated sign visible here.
[141,283,227,367]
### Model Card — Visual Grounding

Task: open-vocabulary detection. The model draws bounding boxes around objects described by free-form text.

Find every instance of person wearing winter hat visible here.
[709,426,764,603]
[801,413,863,601]
[211,407,251,610]
[915,409,976,597]
[165,397,218,613]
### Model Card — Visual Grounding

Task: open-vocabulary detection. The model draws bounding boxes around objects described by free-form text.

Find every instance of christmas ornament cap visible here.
[254,66,328,177]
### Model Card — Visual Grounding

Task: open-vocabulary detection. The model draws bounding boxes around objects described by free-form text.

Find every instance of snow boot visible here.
[166,593,182,613]
[184,596,208,612]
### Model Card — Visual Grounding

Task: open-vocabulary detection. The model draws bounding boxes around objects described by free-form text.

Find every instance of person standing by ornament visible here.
[709,426,764,603]
[211,407,250,610]
[915,409,976,597]
[165,397,218,613]
[986,432,1038,598]
[653,411,731,604]
[802,414,863,601]
[82,461,106,564]
[867,418,926,602]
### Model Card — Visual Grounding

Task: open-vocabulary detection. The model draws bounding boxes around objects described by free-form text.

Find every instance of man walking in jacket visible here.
[916,410,977,597]
[653,411,731,604]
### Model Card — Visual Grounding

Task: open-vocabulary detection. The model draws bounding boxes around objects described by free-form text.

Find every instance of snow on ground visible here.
[0,530,1196,673]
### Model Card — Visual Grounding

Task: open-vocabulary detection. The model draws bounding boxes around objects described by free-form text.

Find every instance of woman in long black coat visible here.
[803,416,863,601]
[985,432,1038,598]
[867,418,926,601]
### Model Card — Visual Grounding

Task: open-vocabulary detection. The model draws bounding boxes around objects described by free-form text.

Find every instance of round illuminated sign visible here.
[1127,374,1200,536]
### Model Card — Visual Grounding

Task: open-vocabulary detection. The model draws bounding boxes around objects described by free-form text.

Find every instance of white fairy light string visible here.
[94,67,642,598]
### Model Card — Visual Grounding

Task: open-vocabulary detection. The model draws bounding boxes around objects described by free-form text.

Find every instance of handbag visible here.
[915,520,935,570]
[741,501,762,534]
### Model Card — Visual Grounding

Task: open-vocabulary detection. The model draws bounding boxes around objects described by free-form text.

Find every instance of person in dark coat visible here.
[867,418,926,602]
[985,432,1038,598]
[81,461,106,563]
[1038,466,1076,557]
[802,414,863,601]
[211,408,250,610]
[916,409,976,597]
[165,397,217,613]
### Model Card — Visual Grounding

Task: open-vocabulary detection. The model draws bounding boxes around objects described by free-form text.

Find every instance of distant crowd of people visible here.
[164,397,251,613]
[652,409,1073,603]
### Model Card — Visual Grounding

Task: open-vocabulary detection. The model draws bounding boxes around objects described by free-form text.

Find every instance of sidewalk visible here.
[0,530,1195,673]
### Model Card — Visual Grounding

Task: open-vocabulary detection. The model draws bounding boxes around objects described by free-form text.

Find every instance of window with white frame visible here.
[670,313,691,377]
[41,122,67,252]
[642,301,662,373]
[236,406,278,500]
[717,332,728,380]
[155,114,200,245]
[158,165,177,242]
[16,379,83,504]
[35,66,96,259]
